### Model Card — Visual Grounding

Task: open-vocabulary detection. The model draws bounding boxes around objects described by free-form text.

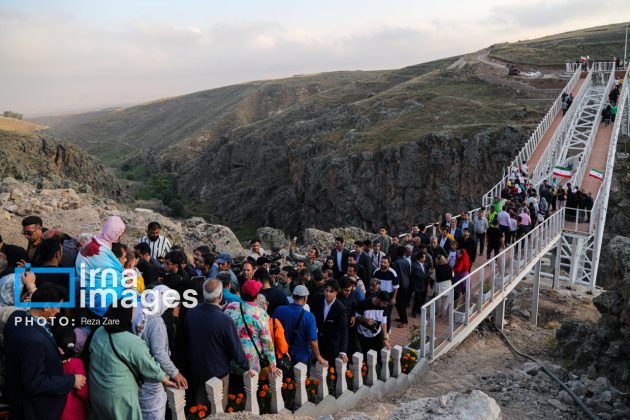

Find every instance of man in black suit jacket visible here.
[410,252,432,316]
[310,279,349,366]
[4,283,85,420]
[330,237,350,279]
[392,245,412,327]
[352,241,372,280]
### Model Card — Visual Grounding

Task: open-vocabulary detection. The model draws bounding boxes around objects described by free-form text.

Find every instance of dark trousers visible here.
[395,288,409,324]
[476,233,485,255]
[487,244,501,260]
[412,288,428,315]
[500,225,511,245]
[385,302,394,333]
[358,334,383,358]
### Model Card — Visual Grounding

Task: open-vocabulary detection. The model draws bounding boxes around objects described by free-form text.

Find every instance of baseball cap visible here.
[292,285,310,297]
[241,280,262,297]
[216,253,233,264]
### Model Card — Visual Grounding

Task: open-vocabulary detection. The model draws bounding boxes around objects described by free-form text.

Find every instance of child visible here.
[54,327,89,420]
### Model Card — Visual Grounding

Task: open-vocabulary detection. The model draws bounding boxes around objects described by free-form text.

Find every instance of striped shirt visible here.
[372,267,399,293]
[355,299,386,338]
[139,235,172,259]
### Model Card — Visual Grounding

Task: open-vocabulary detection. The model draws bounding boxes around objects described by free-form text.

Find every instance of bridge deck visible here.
[526,76,586,170]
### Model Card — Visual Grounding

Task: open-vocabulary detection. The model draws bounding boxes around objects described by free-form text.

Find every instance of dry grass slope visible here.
[0,116,48,133]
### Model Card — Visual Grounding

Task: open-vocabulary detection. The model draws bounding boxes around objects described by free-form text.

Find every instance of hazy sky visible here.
[1,0,628,116]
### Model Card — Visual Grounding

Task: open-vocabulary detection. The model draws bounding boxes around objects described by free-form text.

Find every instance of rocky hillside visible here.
[35,23,629,236]
[0,129,123,199]
[556,236,630,394]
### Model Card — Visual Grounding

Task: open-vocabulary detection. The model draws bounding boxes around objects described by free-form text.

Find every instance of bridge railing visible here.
[418,208,565,360]
[570,64,616,188]
[530,66,595,186]
[482,67,582,207]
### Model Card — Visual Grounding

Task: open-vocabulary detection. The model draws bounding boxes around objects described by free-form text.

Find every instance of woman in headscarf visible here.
[88,300,176,420]
[136,286,188,420]
[75,216,127,317]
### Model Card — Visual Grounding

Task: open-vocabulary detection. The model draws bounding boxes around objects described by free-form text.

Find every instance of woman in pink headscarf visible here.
[75,216,127,316]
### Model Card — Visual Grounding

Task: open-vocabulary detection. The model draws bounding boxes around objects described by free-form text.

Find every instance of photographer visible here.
[355,291,391,356]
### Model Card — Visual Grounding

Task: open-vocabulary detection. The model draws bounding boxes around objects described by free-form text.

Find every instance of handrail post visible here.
[380,347,391,382]
[205,377,224,415]
[335,357,348,396]
[269,364,285,413]
[244,370,260,414]
[448,288,454,340]
[293,363,308,408]
[420,306,427,357]
[429,303,436,359]
[350,353,363,391]
[391,345,402,377]
[166,386,186,420]
[464,276,471,325]
[315,361,328,399]
[366,350,378,386]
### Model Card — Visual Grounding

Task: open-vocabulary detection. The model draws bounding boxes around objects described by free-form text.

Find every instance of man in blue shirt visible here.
[273,285,328,369]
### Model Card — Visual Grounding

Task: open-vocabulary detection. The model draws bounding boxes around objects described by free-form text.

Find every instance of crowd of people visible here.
[0,177,587,418]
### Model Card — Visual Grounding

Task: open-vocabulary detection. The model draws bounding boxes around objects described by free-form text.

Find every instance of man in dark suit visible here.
[392,245,412,327]
[4,283,86,420]
[353,241,372,280]
[310,279,349,366]
[329,237,350,279]
[410,252,432,316]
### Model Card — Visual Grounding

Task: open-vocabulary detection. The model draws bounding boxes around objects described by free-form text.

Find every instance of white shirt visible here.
[324,299,335,320]
[336,249,344,271]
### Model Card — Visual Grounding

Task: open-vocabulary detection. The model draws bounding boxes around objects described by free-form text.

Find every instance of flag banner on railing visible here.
[589,168,604,181]
[553,166,572,178]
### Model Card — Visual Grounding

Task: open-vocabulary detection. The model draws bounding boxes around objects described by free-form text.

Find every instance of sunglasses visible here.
[22,230,38,236]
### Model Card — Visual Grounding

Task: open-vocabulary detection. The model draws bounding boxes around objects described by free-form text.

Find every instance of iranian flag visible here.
[589,168,604,181]
[553,166,572,178]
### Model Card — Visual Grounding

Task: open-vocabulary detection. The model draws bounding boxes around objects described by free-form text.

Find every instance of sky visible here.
[1,0,628,116]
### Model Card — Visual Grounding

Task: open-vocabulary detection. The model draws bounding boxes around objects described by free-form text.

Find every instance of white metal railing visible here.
[418,209,565,360]
[482,67,582,207]
[530,66,594,185]
[570,65,616,188]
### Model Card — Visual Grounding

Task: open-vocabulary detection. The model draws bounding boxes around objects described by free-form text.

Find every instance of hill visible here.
[0,116,48,133]
[490,22,629,65]
[34,22,628,236]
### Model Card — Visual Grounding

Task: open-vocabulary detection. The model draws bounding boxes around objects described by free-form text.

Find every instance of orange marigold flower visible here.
[288,384,294,390]
[259,391,266,398]
[329,367,335,374]
[410,356,416,361]
[305,379,311,385]
[313,380,319,386]
[190,406,198,413]
[198,411,206,418]
[311,389,316,395]
[330,374,336,381]
[236,398,242,405]
[228,394,236,401]
[237,393,244,399]
[227,407,234,413]
[286,377,292,383]
[202,406,207,411]
[262,384,269,391]
[282,383,287,390]
[346,371,353,378]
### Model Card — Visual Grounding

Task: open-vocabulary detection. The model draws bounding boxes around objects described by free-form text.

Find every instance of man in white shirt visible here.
[247,239,267,260]
[310,279,348,366]
[139,221,172,262]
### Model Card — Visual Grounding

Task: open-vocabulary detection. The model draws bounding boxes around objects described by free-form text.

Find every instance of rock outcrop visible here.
[255,227,289,251]
[556,235,630,393]
[303,228,335,254]
[389,390,501,420]
[0,130,123,199]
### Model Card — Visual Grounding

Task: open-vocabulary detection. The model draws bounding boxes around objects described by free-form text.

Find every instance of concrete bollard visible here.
[205,377,224,415]
[366,350,378,386]
[244,370,260,415]
[294,363,308,407]
[269,366,285,413]
[166,386,186,420]
[315,361,329,399]
[335,357,348,396]
[351,352,364,391]
[391,345,403,378]
[380,347,391,382]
